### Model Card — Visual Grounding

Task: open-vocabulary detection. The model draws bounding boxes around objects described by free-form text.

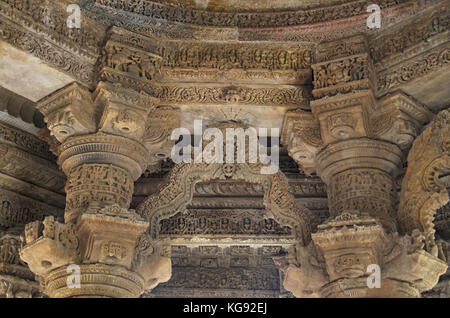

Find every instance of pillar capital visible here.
[372,91,434,151]
[93,81,159,142]
[57,133,149,180]
[20,207,171,297]
[281,110,322,175]
[36,82,158,223]
[76,204,148,268]
[312,212,388,283]
[315,137,402,184]
[282,213,447,298]
[283,35,433,173]
[37,83,97,143]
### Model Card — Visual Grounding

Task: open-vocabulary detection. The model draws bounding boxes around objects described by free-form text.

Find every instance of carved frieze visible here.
[0,121,54,160]
[160,43,312,71]
[160,210,292,237]
[158,85,310,108]
[0,0,102,57]
[312,55,374,99]
[100,41,163,84]
[316,35,368,64]
[93,0,419,28]
[0,17,96,87]
[0,276,42,298]
[0,143,65,192]
[0,189,62,228]
[0,228,50,298]
[376,43,450,95]
[156,244,288,296]
[158,266,280,290]
[369,5,450,65]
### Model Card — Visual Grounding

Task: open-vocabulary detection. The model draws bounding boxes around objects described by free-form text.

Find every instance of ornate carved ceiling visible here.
[0,0,448,129]
[146,0,347,12]
[0,0,449,299]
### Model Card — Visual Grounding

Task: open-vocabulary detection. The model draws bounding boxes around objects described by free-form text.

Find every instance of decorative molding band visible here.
[369,3,450,65]
[159,209,293,238]
[376,43,450,95]
[0,188,63,228]
[0,172,65,208]
[92,0,426,28]
[0,0,103,58]
[0,16,96,87]
[0,143,65,192]
[0,121,54,161]
[158,85,311,108]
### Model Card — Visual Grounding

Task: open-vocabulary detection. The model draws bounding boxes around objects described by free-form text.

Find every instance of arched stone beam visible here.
[398,109,450,254]
[136,162,312,245]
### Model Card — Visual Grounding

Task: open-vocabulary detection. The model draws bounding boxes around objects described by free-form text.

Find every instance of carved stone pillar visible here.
[19,80,176,297]
[280,35,446,297]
